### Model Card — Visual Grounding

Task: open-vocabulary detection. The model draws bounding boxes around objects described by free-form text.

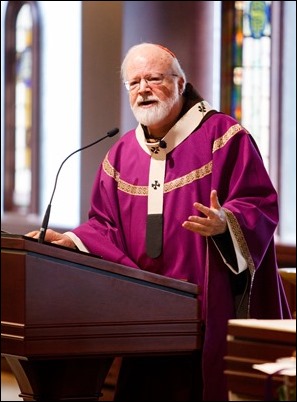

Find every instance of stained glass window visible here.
[232,1,271,169]
[14,4,33,210]
[4,1,40,214]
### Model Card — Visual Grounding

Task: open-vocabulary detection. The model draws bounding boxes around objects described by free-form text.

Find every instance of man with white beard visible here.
[26,42,291,401]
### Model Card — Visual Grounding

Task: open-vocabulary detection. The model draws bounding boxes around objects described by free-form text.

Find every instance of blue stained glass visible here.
[248,1,271,38]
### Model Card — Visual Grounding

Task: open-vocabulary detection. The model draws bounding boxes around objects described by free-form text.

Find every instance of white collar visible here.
[136,100,213,155]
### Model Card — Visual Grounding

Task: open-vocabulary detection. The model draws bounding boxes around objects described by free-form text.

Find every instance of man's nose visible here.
[138,78,151,91]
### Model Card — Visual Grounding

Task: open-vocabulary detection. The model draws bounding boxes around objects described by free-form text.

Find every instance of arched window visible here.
[4,0,40,214]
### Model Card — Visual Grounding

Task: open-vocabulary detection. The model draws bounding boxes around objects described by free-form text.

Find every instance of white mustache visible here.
[136,96,158,104]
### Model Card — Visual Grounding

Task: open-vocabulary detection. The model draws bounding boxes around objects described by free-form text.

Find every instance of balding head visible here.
[121,43,186,84]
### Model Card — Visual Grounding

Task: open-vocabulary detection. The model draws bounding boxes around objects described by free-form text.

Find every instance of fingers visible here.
[25,230,40,239]
[182,214,221,236]
[182,190,227,236]
[24,229,63,243]
[182,216,213,236]
[25,229,54,240]
[210,189,220,209]
[193,202,220,219]
[52,235,76,249]
[24,229,76,249]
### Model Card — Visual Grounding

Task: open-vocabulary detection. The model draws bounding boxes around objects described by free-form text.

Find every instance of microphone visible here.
[38,127,119,243]
[159,139,167,149]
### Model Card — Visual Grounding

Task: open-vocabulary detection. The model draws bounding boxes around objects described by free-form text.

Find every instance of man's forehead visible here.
[126,52,170,74]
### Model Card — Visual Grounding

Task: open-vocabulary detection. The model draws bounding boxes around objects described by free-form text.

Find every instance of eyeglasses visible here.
[124,73,178,92]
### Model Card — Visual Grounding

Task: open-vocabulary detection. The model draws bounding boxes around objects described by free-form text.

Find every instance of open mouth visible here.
[138,100,157,107]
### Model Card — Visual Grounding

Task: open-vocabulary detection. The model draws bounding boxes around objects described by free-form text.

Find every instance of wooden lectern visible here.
[1,234,201,401]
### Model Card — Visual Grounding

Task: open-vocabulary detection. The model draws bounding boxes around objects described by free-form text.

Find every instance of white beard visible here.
[132,88,180,127]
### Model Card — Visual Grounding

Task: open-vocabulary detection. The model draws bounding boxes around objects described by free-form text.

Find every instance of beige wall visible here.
[81,1,123,221]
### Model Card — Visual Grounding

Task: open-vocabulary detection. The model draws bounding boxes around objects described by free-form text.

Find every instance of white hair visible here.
[121,42,186,86]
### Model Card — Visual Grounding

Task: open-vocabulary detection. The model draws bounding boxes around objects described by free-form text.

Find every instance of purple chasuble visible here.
[72,110,291,401]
